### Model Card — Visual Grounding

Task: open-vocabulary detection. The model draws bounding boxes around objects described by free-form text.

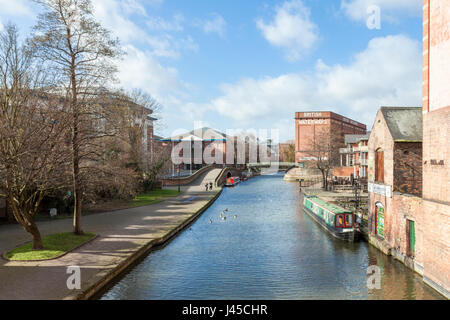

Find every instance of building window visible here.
[375,148,384,183]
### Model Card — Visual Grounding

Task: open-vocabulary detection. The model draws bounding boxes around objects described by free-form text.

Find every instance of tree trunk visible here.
[23,216,44,250]
[70,52,83,235]
[29,222,44,250]
[9,198,44,250]
[73,187,83,235]
[72,122,83,235]
[321,170,326,190]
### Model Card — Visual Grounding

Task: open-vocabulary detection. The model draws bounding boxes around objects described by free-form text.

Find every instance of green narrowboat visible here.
[303,195,357,242]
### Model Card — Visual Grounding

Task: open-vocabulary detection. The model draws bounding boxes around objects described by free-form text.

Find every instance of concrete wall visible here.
[161,166,214,186]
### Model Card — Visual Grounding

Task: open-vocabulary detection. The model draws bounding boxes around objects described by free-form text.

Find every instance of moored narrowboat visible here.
[225,177,241,187]
[303,196,357,242]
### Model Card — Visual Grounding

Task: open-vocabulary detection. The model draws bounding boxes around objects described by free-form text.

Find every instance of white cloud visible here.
[0,20,4,32]
[92,0,148,42]
[145,34,198,58]
[93,0,197,59]
[256,0,319,61]
[91,0,197,134]
[147,14,185,32]
[341,0,421,22]
[0,0,34,17]
[93,0,146,42]
[118,45,182,100]
[195,35,421,133]
[203,13,227,37]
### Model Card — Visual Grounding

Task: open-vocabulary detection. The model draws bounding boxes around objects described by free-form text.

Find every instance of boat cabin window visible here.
[336,215,345,227]
[345,214,353,227]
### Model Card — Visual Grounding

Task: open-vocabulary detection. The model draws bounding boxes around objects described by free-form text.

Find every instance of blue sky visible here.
[0,0,423,141]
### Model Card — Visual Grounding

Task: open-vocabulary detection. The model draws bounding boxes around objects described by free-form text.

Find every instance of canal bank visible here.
[300,187,446,299]
[0,169,224,300]
[79,188,223,300]
[102,174,443,300]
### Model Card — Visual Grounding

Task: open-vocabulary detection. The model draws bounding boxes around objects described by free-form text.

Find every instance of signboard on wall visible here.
[298,120,328,125]
[368,182,392,198]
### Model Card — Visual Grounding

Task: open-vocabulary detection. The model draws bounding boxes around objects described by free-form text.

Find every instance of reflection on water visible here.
[101,174,443,300]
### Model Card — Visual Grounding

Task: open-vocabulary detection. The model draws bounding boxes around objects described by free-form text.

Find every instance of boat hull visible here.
[303,206,356,242]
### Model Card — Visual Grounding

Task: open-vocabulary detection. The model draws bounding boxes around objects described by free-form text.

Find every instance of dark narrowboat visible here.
[303,195,357,242]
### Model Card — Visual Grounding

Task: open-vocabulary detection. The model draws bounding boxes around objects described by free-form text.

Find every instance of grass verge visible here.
[130,189,180,207]
[36,189,181,220]
[5,232,96,261]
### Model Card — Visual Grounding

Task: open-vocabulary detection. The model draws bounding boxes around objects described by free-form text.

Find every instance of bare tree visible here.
[115,89,169,191]
[30,0,122,234]
[280,144,295,163]
[304,127,342,190]
[0,24,70,249]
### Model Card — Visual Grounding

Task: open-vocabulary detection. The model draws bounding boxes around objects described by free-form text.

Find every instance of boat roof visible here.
[305,196,352,214]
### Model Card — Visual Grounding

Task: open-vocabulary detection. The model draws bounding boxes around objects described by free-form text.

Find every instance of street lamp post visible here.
[177,166,180,193]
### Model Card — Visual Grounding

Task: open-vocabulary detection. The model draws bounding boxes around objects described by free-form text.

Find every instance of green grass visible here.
[131,189,180,207]
[5,232,96,261]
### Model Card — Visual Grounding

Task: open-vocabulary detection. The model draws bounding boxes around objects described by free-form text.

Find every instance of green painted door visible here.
[409,220,415,255]
[376,206,385,238]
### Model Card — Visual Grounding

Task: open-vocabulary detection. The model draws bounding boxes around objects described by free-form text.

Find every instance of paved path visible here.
[0,168,223,300]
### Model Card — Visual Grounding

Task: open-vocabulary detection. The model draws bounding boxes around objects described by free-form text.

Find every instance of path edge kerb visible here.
[67,188,223,300]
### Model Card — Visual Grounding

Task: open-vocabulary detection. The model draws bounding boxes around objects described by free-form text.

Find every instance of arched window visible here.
[375,148,384,183]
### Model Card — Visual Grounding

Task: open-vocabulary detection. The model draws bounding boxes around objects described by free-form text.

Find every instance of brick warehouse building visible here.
[367,107,424,278]
[421,0,450,298]
[367,1,450,299]
[294,111,367,164]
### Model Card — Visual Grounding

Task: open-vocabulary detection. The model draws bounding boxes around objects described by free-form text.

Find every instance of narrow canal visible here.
[101,174,443,300]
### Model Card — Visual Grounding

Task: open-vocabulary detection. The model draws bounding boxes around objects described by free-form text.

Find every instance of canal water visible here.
[101,174,443,300]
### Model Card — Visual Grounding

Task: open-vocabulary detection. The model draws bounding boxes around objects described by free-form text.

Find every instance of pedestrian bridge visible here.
[247,162,298,170]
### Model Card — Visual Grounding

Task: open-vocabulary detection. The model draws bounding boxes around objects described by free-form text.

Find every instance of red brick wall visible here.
[422,199,450,293]
[393,142,423,197]
[147,124,154,152]
[368,192,424,268]
[421,0,450,297]
[295,111,366,162]
[333,166,354,178]
[391,194,424,267]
